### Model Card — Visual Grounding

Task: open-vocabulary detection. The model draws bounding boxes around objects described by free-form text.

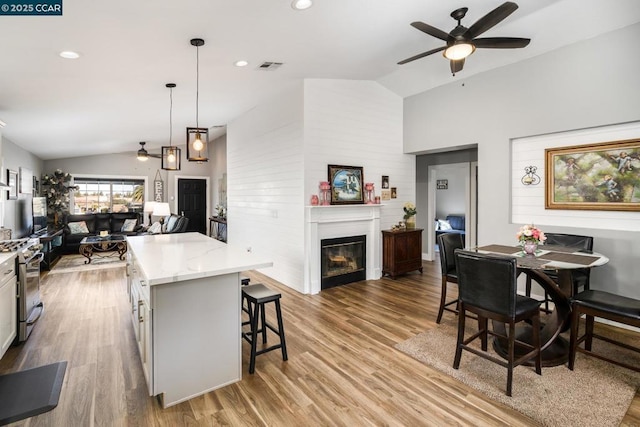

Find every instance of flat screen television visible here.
[16,195,34,239]
[33,196,47,233]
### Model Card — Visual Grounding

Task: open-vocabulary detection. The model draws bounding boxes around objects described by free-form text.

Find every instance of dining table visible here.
[473,244,609,367]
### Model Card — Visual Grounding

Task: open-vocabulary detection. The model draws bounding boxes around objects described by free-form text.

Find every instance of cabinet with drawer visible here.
[382,229,423,279]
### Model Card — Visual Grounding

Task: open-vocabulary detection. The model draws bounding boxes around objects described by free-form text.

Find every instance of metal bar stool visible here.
[241,283,288,374]
[569,290,640,373]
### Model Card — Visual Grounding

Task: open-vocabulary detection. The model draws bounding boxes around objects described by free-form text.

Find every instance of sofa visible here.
[61,212,143,254]
[435,214,466,240]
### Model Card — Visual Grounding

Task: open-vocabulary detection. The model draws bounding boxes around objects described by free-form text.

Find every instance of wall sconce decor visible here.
[521,166,541,185]
[161,83,181,170]
[186,38,209,162]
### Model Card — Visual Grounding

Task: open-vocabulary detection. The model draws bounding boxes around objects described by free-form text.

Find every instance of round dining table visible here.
[473,244,609,367]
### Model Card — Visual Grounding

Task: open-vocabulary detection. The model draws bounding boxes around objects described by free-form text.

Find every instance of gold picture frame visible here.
[545,138,640,211]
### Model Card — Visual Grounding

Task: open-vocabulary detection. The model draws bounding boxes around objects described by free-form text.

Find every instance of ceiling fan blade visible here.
[398,46,446,65]
[465,1,518,39]
[450,58,465,74]
[410,21,450,41]
[473,37,531,49]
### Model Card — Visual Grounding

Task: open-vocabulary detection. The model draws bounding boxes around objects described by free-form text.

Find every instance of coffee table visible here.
[79,235,127,264]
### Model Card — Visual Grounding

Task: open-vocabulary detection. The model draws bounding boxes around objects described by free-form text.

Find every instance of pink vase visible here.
[523,242,538,255]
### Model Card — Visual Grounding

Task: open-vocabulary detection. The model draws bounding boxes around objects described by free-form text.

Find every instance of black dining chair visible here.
[525,233,594,311]
[453,250,542,397]
[436,233,464,324]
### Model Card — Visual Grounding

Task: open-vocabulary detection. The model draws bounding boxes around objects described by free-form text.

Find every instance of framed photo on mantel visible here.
[328,164,364,205]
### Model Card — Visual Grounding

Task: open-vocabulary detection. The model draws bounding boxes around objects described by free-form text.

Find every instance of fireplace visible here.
[321,235,366,289]
[305,205,381,294]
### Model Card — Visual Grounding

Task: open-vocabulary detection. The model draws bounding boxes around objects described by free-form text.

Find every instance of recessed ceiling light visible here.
[59,51,80,59]
[234,60,249,67]
[291,0,313,10]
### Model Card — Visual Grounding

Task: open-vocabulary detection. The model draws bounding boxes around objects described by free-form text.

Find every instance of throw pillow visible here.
[438,219,452,231]
[121,218,137,232]
[68,221,90,234]
[148,222,162,234]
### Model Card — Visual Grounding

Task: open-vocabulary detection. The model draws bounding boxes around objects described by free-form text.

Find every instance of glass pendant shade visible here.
[161,146,181,170]
[186,127,209,162]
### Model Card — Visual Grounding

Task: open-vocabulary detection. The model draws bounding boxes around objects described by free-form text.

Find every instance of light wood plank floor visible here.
[2,258,639,426]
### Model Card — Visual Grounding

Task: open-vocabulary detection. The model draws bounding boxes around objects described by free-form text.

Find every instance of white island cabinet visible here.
[0,253,17,360]
[126,232,272,408]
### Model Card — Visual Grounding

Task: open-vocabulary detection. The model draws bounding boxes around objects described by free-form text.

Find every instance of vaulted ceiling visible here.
[1,0,638,160]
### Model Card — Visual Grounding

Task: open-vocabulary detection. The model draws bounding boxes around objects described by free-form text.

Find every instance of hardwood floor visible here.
[2,258,639,426]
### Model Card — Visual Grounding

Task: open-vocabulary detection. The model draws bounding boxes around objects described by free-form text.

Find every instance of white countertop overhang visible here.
[127,232,273,286]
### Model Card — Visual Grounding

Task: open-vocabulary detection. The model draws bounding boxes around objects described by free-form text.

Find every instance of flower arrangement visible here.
[516,224,546,245]
[42,169,79,225]
[403,202,417,220]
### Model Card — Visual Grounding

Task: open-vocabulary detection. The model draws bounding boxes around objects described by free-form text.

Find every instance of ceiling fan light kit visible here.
[398,1,530,75]
[186,38,209,162]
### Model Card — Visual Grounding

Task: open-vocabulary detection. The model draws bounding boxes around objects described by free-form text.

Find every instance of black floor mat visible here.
[0,361,67,425]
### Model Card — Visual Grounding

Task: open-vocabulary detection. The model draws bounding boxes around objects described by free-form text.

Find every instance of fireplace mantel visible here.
[304,205,382,294]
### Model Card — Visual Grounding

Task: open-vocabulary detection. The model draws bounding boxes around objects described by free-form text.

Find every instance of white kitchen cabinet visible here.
[128,252,153,394]
[0,256,17,359]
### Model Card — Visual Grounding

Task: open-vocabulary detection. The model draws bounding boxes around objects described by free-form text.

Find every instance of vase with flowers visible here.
[517,224,546,255]
[403,202,417,229]
[42,169,79,227]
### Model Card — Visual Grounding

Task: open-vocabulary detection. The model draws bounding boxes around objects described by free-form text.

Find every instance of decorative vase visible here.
[523,242,538,255]
[405,216,416,229]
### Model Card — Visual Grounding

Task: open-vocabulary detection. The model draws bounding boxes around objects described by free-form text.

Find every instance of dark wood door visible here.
[177,178,207,234]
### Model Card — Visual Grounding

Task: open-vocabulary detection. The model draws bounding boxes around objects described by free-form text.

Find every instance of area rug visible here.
[395,317,640,427]
[47,254,126,274]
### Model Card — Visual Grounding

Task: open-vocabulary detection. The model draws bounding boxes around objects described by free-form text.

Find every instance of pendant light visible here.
[186,38,209,162]
[162,83,181,170]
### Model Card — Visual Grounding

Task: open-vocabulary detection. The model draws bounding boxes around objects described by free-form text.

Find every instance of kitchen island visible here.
[126,232,272,408]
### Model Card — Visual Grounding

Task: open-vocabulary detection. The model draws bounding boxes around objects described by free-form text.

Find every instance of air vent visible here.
[257,61,283,70]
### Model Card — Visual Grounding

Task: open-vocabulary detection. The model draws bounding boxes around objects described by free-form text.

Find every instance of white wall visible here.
[227,82,305,290]
[303,79,412,232]
[1,136,44,236]
[228,79,411,293]
[405,23,640,298]
[434,164,467,219]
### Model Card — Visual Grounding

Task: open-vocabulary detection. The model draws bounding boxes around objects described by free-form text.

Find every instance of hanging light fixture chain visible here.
[196,42,199,128]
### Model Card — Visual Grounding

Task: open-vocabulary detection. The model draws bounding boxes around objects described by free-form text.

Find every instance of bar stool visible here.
[241,283,288,374]
[569,290,640,373]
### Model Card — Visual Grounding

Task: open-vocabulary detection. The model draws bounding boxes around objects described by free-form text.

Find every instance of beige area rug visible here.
[395,317,640,427]
[47,254,126,274]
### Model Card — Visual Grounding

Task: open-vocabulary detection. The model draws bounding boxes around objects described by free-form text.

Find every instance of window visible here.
[73,178,144,214]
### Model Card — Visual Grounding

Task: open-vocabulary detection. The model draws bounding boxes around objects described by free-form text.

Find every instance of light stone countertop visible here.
[126,232,272,286]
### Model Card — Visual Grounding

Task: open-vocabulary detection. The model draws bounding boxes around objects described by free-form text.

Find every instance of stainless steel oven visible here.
[0,238,43,342]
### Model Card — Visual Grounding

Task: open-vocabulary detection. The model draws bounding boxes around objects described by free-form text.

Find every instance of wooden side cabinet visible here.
[382,229,423,279]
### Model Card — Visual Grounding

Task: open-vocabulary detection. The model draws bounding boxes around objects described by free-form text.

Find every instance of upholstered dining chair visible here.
[453,250,542,397]
[525,233,594,311]
[436,233,464,323]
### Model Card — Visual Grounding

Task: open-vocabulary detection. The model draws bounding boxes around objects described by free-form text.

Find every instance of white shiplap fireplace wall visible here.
[228,79,414,294]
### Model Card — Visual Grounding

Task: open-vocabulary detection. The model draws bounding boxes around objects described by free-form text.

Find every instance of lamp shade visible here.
[143,201,156,213]
[152,202,171,217]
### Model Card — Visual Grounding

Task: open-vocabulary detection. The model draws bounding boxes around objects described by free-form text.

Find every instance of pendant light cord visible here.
[169,86,173,145]
[195,44,199,129]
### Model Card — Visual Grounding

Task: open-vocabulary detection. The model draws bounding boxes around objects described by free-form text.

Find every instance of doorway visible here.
[176,178,208,235]
[416,148,478,262]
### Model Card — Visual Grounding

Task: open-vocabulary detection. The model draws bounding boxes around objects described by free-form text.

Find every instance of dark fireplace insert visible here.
[321,235,366,289]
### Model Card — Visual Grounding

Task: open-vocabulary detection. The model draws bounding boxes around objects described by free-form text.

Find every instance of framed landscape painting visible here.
[328,165,364,205]
[545,138,640,211]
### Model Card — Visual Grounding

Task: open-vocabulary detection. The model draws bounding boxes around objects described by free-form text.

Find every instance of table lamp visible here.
[152,202,171,232]
[143,201,156,226]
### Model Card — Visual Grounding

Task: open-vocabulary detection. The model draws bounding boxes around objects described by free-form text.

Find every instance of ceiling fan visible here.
[398,1,530,75]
